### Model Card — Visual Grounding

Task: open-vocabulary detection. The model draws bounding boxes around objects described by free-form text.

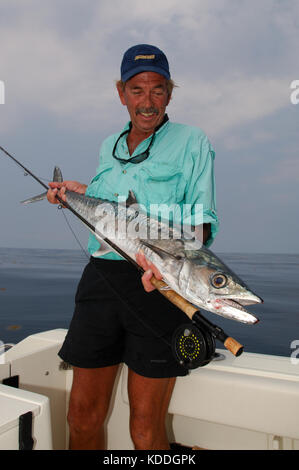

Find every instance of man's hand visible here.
[136,250,163,292]
[47,181,87,205]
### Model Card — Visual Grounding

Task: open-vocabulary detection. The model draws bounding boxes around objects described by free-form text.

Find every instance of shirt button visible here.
[123,170,127,174]
[114,193,119,197]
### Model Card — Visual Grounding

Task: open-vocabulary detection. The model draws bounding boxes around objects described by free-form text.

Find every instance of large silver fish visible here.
[22,167,262,324]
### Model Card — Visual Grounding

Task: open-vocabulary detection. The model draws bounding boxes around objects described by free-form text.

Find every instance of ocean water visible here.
[0,247,298,358]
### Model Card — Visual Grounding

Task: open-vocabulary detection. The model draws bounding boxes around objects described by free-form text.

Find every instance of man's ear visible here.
[116,83,127,106]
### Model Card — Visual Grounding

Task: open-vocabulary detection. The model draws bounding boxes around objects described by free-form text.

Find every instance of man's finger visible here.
[47,187,58,204]
[142,269,156,292]
[48,182,62,189]
[146,260,163,280]
[60,186,67,202]
[136,250,148,271]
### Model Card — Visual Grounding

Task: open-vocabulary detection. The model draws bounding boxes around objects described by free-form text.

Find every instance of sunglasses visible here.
[112,114,169,164]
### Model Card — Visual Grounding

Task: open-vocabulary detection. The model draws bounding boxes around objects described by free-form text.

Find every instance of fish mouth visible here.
[210,295,263,324]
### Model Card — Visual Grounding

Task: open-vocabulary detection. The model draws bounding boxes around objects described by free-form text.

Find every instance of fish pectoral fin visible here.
[92,247,111,257]
[92,240,114,256]
[20,192,48,204]
[140,239,186,260]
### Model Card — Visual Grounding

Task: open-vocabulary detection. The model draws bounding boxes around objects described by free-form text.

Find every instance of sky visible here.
[0,0,298,254]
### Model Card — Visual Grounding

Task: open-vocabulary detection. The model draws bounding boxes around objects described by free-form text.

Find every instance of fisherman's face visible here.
[117,72,171,135]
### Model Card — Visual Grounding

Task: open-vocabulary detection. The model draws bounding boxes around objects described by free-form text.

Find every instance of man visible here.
[47,44,219,450]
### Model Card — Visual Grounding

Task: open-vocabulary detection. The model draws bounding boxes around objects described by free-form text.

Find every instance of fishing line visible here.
[1,144,235,367]
[59,208,90,259]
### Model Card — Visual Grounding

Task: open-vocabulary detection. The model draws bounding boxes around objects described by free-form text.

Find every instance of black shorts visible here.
[58,257,192,378]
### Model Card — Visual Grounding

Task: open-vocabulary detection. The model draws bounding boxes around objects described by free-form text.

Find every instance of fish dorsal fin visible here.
[53,166,63,182]
[126,190,138,207]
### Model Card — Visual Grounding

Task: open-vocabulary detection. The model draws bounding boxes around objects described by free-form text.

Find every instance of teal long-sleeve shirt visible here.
[86,117,219,260]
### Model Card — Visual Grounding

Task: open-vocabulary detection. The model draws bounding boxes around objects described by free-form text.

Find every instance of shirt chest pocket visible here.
[137,163,185,205]
[87,164,115,199]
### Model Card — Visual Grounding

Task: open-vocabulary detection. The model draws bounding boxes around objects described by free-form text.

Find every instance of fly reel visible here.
[172,322,216,369]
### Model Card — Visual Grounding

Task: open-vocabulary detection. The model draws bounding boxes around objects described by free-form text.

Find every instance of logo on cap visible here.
[135,55,155,61]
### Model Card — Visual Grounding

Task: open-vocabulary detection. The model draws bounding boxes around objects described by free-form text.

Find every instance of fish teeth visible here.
[222,299,247,312]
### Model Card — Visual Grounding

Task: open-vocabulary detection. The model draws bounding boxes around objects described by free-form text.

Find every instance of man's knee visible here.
[130,411,161,448]
[130,422,156,448]
[67,400,107,435]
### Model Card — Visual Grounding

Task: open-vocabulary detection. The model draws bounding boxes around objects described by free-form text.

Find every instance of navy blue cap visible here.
[121,44,170,82]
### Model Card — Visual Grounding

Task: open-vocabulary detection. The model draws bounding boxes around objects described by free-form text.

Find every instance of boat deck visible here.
[1,329,299,450]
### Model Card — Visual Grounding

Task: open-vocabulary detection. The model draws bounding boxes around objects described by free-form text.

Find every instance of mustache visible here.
[136,107,159,115]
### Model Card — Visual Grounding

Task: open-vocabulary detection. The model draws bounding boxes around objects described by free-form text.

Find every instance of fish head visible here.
[184,246,263,324]
[139,238,262,324]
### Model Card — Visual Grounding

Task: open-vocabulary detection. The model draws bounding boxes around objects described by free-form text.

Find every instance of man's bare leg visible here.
[128,368,176,450]
[67,364,119,450]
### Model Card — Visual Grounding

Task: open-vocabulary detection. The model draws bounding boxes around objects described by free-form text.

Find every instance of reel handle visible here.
[223,337,243,357]
[150,277,243,357]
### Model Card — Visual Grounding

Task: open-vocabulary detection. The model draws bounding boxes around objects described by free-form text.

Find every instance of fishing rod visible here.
[0,144,243,367]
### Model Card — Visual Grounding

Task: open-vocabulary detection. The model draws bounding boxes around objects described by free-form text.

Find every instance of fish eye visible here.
[210,273,227,289]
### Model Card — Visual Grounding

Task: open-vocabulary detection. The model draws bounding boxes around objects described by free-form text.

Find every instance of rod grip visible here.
[224,337,244,356]
[150,278,197,320]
